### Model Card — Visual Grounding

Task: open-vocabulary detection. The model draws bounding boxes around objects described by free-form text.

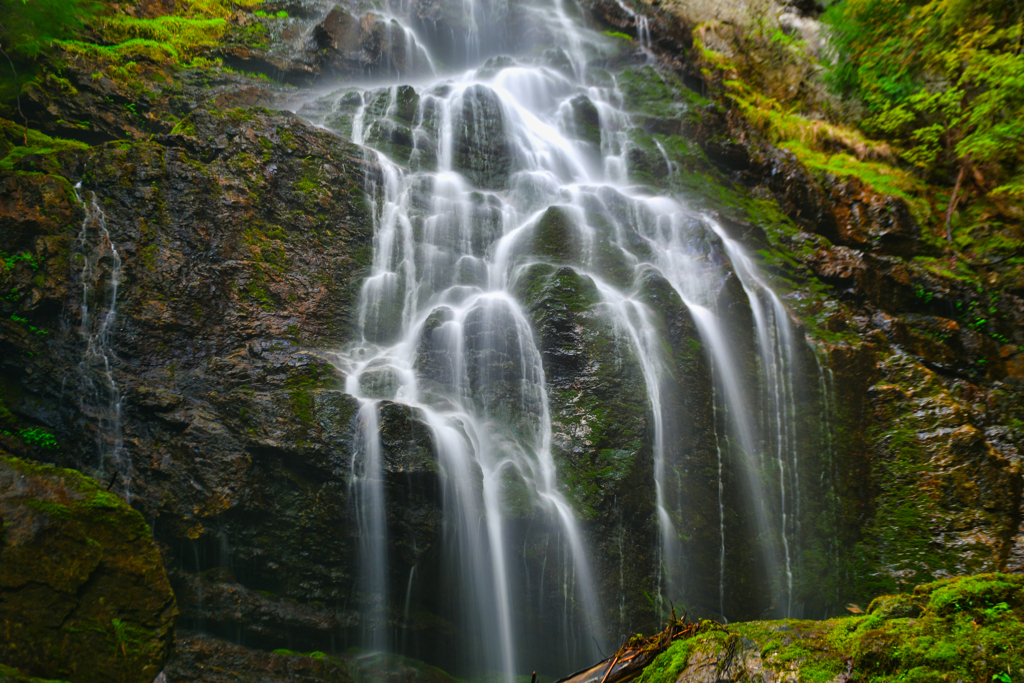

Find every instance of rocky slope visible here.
[0,0,1021,680]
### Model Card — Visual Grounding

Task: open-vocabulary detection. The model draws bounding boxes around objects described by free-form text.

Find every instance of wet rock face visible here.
[0,453,176,683]
[452,85,517,189]
[1,0,1021,674]
[312,9,434,80]
[0,107,378,652]
[851,355,1022,593]
[20,48,293,145]
[827,176,920,257]
[219,5,436,86]
[169,634,353,683]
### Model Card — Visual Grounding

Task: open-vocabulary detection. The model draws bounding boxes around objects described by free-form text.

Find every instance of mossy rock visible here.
[451,84,516,188]
[0,452,176,683]
[512,263,651,519]
[867,592,925,619]
[0,662,69,683]
[531,205,579,263]
[637,573,1024,683]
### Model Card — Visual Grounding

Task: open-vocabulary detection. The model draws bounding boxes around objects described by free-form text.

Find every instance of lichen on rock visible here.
[0,451,176,683]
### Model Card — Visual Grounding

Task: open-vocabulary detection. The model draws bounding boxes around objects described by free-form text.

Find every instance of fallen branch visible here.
[554,613,726,683]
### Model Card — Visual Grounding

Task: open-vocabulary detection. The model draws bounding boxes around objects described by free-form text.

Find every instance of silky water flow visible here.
[300,0,826,678]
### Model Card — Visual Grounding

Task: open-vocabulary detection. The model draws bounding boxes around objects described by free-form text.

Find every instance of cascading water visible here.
[73,185,129,499]
[299,0,828,676]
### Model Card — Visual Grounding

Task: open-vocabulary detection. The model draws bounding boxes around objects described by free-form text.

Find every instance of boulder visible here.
[0,453,176,683]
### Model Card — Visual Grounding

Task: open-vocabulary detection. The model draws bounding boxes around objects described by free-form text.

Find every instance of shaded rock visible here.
[0,452,176,683]
[168,633,462,683]
[378,400,437,474]
[172,573,348,645]
[0,106,379,655]
[310,8,434,81]
[21,48,293,144]
[359,364,400,399]
[451,85,516,188]
[514,262,660,644]
[854,355,1020,593]
[827,176,920,257]
[168,633,351,683]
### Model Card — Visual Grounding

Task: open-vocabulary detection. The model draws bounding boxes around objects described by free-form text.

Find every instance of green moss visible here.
[23,498,72,519]
[56,38,182,63]
[285,358,341,425]
[0,118,89,171]
[169,118,197,136]
[0,454,174,681]
[780,139,931,227]
[639,575,1024,683]
[603,30,634,41]
[616,65,710,120]
[94,16,226,55]
[0,662,71,683]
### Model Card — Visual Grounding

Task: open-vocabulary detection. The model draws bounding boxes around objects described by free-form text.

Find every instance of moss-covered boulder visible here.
[0,453,176,683]
[636,573,1024,683]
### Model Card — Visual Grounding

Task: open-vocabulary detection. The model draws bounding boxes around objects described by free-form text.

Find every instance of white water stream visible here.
[74,184,129,499]
[302,0,814,676]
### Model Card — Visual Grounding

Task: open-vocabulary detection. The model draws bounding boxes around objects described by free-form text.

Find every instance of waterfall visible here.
[299,0,826,675]
[350,400,389,652]
[74,185,128,499]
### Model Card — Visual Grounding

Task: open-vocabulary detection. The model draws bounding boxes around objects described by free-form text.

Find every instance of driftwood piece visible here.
[554,616,725,683]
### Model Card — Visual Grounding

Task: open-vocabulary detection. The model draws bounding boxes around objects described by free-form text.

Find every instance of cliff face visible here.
[0,0,1022,680]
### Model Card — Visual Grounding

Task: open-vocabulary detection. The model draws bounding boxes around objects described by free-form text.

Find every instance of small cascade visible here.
[74,185,128,499]
[349,400,389,652]
[612,0,654,58]
[813,345,841,610]
[707,218,803,617]
[712,378,726,619]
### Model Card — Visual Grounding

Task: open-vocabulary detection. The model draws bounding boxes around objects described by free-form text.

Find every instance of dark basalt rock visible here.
[451,84,517,189]
[169,633,353,683]
[0,452,176,683]
[311,8,434,81]
[827,176,920,257]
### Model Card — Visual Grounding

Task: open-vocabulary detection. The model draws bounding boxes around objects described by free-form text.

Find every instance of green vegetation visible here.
[0,0,270,113]
[0,0,100,99]
[86,15,227,57]
[687,0,1023,267]
[638,574,1024,683]
[602,30,633,41]
[0,118,89,170]
[0,662,72,683]
[1,426,58,450]
[824,0,1024,194]
[18,427,57,449]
